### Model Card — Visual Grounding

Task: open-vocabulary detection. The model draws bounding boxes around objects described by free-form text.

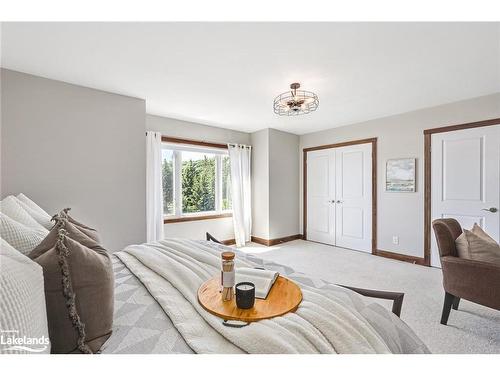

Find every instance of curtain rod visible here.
[228,143,252,149]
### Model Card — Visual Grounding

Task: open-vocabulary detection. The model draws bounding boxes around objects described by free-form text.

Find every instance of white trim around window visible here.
[162,141,232,223]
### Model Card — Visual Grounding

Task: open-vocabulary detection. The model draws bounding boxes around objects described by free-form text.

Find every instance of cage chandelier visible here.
[273,82,319,116]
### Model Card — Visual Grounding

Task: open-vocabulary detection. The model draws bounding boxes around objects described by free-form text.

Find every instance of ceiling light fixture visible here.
[273,82,319,116]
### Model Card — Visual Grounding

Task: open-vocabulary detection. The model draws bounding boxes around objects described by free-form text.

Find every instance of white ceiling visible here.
[2,22,499,135]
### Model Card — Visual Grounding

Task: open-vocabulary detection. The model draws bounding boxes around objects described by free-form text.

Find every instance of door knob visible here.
[481,207,498,213]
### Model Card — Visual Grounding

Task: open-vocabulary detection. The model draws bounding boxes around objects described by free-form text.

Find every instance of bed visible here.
[100,239,429,354]
[0,193,428,354]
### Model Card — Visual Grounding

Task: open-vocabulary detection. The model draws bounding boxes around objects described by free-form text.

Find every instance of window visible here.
[162,141,232,221]
[181,150,216,214]
[222,155,232,211]
[161,149,174,216]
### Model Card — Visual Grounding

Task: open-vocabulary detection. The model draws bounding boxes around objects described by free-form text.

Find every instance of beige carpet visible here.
[238,240,500,354]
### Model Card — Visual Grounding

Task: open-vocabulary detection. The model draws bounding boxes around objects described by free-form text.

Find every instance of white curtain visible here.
[228,144,252,247]
[146,131,164,242]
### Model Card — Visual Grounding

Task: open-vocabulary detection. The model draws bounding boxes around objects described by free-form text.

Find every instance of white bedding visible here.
[114,239,428,354]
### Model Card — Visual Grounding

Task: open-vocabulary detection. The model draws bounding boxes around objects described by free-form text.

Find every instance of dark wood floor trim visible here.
[251,234,303,247]
[374,249,426,266]
[303,137,377,255]
[161,136,228,149]
[165,212,232,223]
[251,236,270,246]
[423,117,500,267]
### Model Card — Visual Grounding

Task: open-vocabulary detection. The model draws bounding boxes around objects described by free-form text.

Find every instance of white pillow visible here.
[16,193,51,217]
[15,194,53,230]
[0,213,47,256]
[0,195,47,233]
[0,238,51,353]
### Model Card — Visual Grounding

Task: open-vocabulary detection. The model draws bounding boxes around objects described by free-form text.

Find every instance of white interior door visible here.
[306,149,335,245]
[306,143,372,252]
[335,143,373,252]
[431,125,500,267]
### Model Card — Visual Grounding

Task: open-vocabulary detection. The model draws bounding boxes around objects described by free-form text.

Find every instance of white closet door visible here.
[334,143,372,252]
[306,149,335,245]
[431,125,500,267]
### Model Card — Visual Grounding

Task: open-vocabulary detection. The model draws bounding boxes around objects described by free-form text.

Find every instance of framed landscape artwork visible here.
[386,158,416,192]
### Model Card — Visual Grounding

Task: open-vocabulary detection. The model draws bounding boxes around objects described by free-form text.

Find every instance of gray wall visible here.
[250,128,270,239]
[147,114,250,145]
[300,92,500,258]
[251,128,300,240]
[1,69,146,251]
[269,129,300,238]
[146,114,250,241]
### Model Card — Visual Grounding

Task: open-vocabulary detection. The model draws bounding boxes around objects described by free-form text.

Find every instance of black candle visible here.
[235,282,255,309]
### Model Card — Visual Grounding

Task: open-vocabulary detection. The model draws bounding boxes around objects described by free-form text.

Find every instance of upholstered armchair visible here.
[432,218,500,325]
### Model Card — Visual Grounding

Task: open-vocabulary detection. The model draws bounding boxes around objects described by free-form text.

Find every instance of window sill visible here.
[164,212,232,224]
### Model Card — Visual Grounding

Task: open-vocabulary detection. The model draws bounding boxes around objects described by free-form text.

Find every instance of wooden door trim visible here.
[423,117,500,266]
[303,138,377,254]
[423,118,500,135]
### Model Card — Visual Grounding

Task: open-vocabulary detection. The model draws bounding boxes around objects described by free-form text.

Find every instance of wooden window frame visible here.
[161,136,233,224]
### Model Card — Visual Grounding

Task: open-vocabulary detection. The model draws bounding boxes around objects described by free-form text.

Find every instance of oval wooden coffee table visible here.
[198,276,302,323]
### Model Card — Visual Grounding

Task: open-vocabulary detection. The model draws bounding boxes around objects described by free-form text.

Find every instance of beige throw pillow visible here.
[51,208,101,243]
[29,215,114,354]
[456,223,500,264]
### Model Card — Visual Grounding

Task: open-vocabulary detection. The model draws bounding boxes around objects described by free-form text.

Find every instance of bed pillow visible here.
[471,223,499,245]
[0,238,51,354]
[15,194,53,230]
[29,217,114,354]
[51,208,101,243]
[456,224,500,264]
[16,193,51,217]
[0,212,48,255]
[0,195,47,233]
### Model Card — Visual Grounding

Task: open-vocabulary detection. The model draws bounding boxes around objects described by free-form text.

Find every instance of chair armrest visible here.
[440,256,500,310]
[337,284,405,317]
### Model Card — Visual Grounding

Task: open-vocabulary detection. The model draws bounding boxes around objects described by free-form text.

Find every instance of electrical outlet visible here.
[392,236,399,245]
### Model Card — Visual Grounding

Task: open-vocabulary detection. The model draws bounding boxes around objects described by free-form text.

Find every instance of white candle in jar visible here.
[237,284,254,291]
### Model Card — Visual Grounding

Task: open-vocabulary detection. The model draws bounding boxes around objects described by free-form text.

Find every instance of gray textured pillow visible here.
[29,215,114,354]
[456,224,500,264]
[0,195,48,233]
[0,212,47,255]
[16,193,54,229]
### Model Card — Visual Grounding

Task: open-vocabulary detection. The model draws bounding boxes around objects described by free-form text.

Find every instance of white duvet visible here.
[115,239,392,354]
